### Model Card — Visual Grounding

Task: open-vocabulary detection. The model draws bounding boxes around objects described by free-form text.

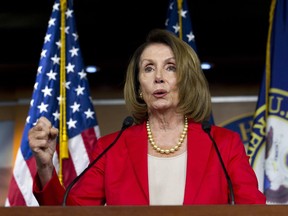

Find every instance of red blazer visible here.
[33,120,266,205]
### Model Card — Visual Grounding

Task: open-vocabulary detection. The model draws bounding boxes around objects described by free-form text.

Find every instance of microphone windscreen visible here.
[122,116,134,129]
[202,120,211,133]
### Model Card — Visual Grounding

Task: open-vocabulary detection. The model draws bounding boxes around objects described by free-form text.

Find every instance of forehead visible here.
[140,43,174,59]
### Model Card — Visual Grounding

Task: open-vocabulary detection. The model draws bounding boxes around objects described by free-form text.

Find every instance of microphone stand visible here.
[62,116,134,206]
[202,121,235,205]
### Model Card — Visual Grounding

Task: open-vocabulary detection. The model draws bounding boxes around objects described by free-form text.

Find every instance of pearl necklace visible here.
[146,116,188,154]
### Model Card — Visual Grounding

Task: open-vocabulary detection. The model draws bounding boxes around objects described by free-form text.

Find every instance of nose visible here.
[155,77,164,83]
[154,70,164,83]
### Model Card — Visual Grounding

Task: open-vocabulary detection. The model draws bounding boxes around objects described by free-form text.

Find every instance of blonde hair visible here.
[124,29,212,124]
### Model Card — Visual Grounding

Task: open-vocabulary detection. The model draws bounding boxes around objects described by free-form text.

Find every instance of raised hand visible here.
[28,116,58,186]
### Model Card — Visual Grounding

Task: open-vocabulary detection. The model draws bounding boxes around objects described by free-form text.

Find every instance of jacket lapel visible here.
[125,121,213,204]
[184,122,213,204]
[126,123,149,201]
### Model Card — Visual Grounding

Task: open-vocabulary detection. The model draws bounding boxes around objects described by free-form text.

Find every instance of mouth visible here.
[153,89,167,97]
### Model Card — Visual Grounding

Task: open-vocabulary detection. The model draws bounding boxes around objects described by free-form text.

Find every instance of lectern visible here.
[1,205,287,216]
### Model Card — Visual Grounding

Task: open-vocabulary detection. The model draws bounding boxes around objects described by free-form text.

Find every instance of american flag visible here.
[5,0,100,206]
[165,0,197,51]
[165,0,215,125]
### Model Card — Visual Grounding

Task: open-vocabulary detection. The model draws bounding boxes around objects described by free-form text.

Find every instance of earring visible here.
[139,92,143,99]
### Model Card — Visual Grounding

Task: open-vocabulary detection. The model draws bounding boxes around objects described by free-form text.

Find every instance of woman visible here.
[29,29,266,205]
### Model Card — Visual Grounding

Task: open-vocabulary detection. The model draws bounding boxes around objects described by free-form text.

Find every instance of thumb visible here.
[49,127,59,140]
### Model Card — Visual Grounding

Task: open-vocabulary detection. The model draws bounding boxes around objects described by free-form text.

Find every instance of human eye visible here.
[166,64,176,72]
[144,64,154,73]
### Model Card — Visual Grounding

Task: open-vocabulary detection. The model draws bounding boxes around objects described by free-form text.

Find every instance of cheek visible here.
[172,90,179,101]
[139,75,152,88]
[170,80,178,92]
[140,82,152,94]
[170,83,180,101]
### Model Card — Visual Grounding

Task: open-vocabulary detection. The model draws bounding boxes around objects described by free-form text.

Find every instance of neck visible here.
[147,116,188,155]
[147,113,184,131]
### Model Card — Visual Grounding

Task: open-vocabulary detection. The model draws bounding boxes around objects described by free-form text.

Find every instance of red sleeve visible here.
[226,132,266,204]
[33,136,110,206]
[33,169,67,205]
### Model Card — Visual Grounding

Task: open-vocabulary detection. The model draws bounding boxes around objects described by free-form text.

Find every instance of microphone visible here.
[202,121,235,205]
[62,116,134,206]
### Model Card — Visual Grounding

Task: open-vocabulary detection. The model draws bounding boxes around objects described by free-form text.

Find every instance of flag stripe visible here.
[81,126,100,161]
[6,175,25,206]
[62,152,78,187]
[7,149,38,205]
[69,134,90,176]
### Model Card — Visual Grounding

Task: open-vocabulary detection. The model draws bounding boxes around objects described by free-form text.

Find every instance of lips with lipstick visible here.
[153,89,168,98]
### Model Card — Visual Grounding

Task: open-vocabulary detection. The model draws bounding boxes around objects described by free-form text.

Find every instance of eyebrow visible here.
[140,56,175,64]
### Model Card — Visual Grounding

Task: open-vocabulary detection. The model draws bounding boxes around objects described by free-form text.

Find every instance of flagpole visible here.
[177,0,183,40]
[59,0,69,186]
[265,0,276,121]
